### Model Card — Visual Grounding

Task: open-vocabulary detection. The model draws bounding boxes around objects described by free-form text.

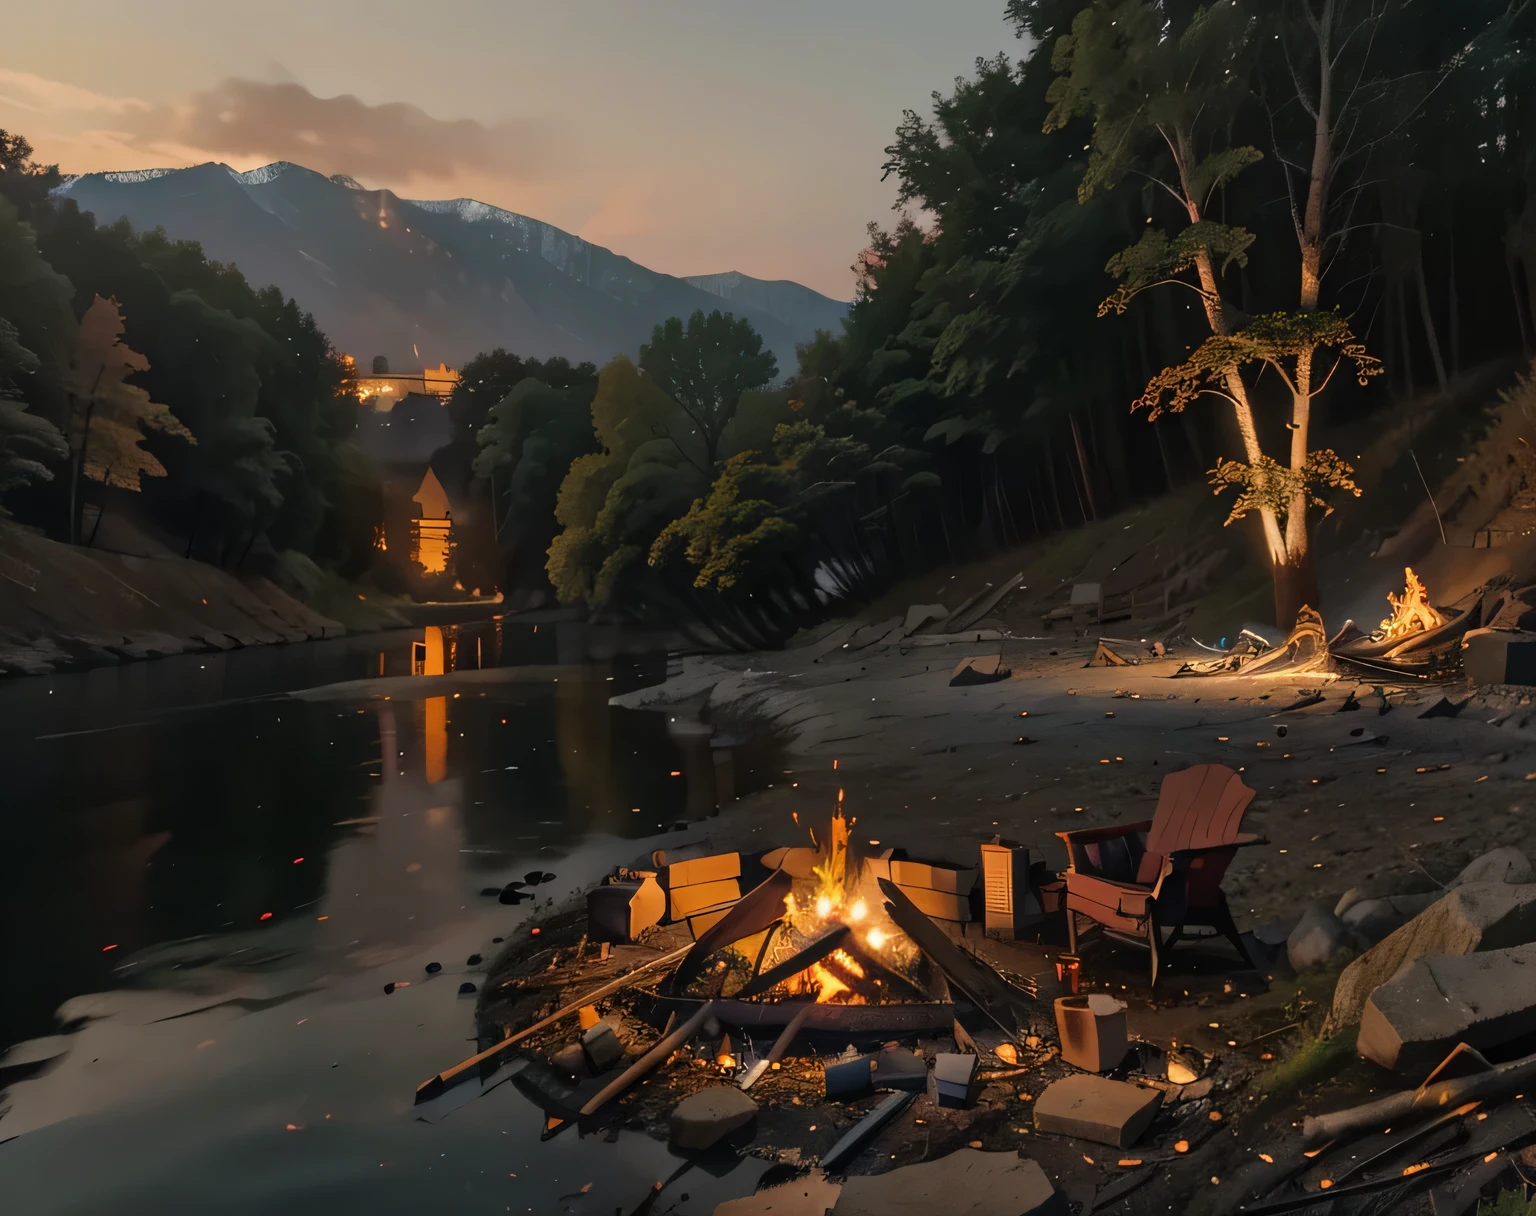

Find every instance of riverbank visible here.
[0,522,354,676]
[594,622,1536,1211]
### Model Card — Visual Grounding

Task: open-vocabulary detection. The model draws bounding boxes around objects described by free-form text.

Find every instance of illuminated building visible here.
[410,466,453,574]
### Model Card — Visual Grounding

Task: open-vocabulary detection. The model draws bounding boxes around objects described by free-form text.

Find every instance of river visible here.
[0,622,778,1214]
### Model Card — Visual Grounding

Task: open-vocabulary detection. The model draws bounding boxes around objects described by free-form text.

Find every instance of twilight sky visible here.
[0,0,1022,299]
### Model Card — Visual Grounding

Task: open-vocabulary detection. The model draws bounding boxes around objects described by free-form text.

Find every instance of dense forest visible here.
[0,131,380,583]
[2,0,1534,644]
[477,0,1536,639]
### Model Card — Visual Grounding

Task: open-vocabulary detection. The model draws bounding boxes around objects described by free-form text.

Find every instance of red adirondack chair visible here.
[1055,764,1265,986]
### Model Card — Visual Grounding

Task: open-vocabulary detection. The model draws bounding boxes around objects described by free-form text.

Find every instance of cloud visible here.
[0,68,147,117]
[0,71,549,185]
[126,78,551,183]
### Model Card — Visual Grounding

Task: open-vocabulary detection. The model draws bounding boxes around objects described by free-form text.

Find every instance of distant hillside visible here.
[53,162,848,376]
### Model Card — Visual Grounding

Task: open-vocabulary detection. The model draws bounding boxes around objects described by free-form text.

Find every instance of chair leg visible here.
[1211,897,1255,970]
[1148,913,1162,989]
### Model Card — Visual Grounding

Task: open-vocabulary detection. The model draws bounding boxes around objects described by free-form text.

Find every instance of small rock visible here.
[549,1043,588,1078]
[1340,892,1438,945]
[492,937,504,944]
[1452,847,1533,887]
[670,1086,758,1151]
[1287,903,1361,972]
[581,1023,623,1073]
[524,871,544,886]
[383,982,397,995]
[425,961,442,974]
[1334,888,1366,918]
[458,981,476,995]
[466,953,483,966]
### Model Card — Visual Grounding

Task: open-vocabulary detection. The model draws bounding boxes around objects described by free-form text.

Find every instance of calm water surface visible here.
[0,622,778,1214]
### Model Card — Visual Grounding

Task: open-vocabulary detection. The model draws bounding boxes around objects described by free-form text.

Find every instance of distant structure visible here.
[410,466,453,574]
[353,357,460,412]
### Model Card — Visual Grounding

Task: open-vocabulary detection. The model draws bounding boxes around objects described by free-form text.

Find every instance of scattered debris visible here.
[414,944,693,1104]
[820,1089,917,1173]
[1420,696,1470,719]
[950,655,1012,687]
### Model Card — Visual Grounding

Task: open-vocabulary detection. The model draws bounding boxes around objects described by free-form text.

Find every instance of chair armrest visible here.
[1054,820,1153,846]
[1167,834,1268,861]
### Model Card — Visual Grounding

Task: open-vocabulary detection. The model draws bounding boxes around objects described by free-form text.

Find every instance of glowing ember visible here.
[1378,567,1445,641]
[849,899,867,922]
[866,928,889,950]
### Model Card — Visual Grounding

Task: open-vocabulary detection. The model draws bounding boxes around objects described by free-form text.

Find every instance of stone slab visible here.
[715,1170,843,1215]
[831,1149,1066,1216]
[1032,1074,1163,1148]
[1359,941,1536,1072]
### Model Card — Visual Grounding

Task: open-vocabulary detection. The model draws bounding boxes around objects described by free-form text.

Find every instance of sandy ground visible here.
[631,631,1536,928]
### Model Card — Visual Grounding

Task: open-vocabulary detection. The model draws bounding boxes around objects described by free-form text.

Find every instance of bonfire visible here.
[1376,567,1445,642]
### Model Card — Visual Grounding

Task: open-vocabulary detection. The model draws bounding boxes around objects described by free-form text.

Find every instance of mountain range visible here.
[53,161,848,377]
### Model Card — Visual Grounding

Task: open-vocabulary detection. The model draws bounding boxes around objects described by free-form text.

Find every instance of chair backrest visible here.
[1145,764,1256,858]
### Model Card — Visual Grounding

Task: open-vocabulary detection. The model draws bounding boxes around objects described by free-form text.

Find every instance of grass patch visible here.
[1480,1190,1536,1216]
[1254,1030,1356,1100]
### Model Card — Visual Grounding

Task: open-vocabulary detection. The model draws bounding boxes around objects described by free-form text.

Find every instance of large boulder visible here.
[1329,882,1536,1028]
[831,1149,1066,1216]
[670,1086,758,1151]
[1452,847,1533,888]
[1287,903,1361,972]
[1358,942,1536,1072]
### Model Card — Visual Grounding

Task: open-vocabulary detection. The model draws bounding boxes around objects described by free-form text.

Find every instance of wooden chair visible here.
[1055,764,1265,987]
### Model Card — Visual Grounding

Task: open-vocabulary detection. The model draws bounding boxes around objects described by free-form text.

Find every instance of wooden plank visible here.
[878,879,1030,1037]
[669,878,741,920]
[669,869,791,994]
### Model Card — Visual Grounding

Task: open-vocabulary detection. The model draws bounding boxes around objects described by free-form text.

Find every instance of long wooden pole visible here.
[414,944,693,1104]
[1302,1048,1536,1147]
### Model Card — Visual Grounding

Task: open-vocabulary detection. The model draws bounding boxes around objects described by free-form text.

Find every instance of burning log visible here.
[1380,568,1446,642]
[733,926,854,999]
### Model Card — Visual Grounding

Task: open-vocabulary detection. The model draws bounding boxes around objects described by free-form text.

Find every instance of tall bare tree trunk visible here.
[1415,254,1449,392]
[1173,129,1287,568]
[1069,412,1098,522]
[1398,285,1416,397]
[1507,259,1531,355]
[1448,220,1461,377]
